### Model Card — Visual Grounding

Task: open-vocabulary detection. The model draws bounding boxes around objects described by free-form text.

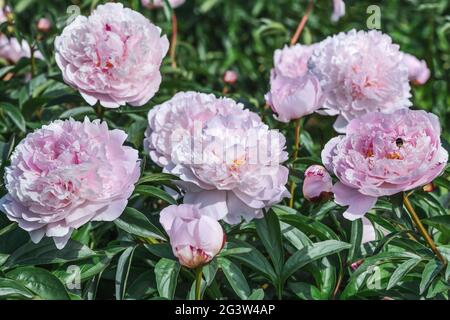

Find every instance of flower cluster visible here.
[145,91,290,225]
[0,118,141,248]
[55,3,169,108]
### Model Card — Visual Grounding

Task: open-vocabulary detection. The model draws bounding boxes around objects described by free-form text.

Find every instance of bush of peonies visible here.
[0,0,447,301]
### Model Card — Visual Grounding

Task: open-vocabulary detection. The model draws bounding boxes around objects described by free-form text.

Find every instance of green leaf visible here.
[419,259,443,294]
[282,240,351,282]
[155,258,180,299]
[1,102,26,132]
[5,238,96,267]
[288,282,323,300]
[59,106,95,119]
[347,219,363,263]
[144,243,176,260]
[114,207,166,240]
[115,246,136,300]
[137,173,178,185]
[341,252,420,299]
[218,257,251,300]
[7,267,70,300]
[255,210,284,276]
[133,185,177,205]
[273,205,340,240]
[422,215,450,233]
[0,223,17,238]
[0,278,35,299]
[387,258,422,290]
[247,288,264,300]
[227,240,276,282]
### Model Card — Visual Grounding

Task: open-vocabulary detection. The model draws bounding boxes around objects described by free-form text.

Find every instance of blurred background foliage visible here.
[0,0,449,300]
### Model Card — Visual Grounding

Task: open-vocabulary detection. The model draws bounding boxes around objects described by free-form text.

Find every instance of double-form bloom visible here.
[145,92,290,224]
[265,44,322,123]
[309,30,412,132]
[302,165,333,202]
[160,204,225,268]
[55,3,169,108]
[141,0,186,9]
[403,53,430,86]
[0,118,140,249]
[322,109,448,220]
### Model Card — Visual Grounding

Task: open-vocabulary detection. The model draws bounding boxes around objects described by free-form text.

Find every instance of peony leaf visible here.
[218,257,251,300]
[5,238,96,267]
[6,266,70,300]
[154,258,180,299]
[114,207,167,241]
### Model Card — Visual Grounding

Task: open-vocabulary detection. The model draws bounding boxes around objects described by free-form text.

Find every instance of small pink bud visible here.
[37,18,51,32]
[350,259,363,271]
[403,53,430,86]
[302,165,333,202]
[160,204,225,269]
[423,183,435,193]
[223,70,238,84]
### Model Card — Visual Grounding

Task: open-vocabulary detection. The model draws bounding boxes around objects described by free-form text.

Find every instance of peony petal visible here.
[333,182,378,220]
[183,190,228,220]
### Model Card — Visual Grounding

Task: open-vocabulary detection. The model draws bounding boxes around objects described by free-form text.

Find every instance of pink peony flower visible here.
[160,204,225,268]
[322,109,448,220]
[145,92,290,224]
[302,165,333,202]
[265,44,322,123]
[331,0,345,22]
[37,17,51,32]
[55,3,169,108]
[223,70,238,84]
[141,0,185,9]
[309,30,412,132]
[403,53,430,86]
[0,35,43,63]
[0,117,141,249]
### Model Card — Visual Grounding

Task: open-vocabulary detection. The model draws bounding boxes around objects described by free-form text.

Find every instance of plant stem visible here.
[30,46,36,78]
[290,0,314,45]
[276,281,283,300]
[289,119,302,208]
[195,266,203,300]
[170,13,178,68]
[403,192,446,264]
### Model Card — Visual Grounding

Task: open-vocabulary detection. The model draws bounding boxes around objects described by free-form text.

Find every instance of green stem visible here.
[289,119,302,208]
[403,192,446,264]
[195,266,203,300]
[276,282,283,300]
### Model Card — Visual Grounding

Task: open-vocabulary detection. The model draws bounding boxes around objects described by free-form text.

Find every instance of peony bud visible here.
[423,183,435,193]
[303,165,333,202]
[160,204,225,268]
[223,70,238,84]
[37,18,51,32]
[402,53,430,86]
[141,0,185,9]
[331,0,345,22]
